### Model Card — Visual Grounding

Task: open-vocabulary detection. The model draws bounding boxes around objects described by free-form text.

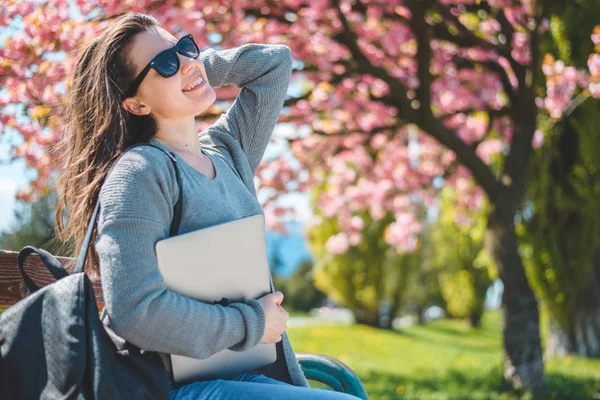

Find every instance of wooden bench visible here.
[0,249,368,398]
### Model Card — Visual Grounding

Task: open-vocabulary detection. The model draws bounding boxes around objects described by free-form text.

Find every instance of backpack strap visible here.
[17,142,183,293]
[17,246,70,293]
[73,143,183,274]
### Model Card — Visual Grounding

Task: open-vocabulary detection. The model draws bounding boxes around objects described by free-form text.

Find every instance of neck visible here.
[153,117,201,156]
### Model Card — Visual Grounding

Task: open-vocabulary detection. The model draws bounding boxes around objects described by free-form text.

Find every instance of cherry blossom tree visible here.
[2,0,600,395]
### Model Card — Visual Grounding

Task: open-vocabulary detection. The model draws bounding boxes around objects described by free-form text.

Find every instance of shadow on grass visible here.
[391,327,498,353]
[425,323,500,339]
[359,367,598,400]
[418,324,467,337]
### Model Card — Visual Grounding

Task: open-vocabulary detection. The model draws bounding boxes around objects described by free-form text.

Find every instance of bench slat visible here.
[0,250,104,308]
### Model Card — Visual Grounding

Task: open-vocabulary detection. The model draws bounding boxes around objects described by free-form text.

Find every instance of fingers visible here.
[280,307,289,320]
[258,291,287,345]
[272,291,284,306]
[261,335,283,345]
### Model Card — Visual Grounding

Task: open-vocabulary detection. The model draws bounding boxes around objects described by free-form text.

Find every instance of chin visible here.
[195,93,217,116]
[193,102,213,117]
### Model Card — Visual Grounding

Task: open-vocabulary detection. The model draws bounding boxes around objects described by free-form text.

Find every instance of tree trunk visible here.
[469,310,483,328]
[485,204,546,397]
[546,252,600,357]
[417,306,426,325]
[353,307,379,327]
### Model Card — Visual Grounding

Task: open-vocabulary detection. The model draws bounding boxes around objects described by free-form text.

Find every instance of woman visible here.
[54,12,359,400]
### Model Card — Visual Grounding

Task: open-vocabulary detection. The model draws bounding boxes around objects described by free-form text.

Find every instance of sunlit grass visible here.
[2,304,597,398]
[288,311,600,400]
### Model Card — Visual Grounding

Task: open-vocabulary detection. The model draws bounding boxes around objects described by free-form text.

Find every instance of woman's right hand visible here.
[257,291,289,344]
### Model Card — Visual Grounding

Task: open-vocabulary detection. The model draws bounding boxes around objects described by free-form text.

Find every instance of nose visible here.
[179,54,197,75]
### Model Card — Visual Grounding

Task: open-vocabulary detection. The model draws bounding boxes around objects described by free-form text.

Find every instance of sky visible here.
[0,143,28,233]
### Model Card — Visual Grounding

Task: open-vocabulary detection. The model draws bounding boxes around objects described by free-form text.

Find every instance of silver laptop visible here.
[155,213,276,386]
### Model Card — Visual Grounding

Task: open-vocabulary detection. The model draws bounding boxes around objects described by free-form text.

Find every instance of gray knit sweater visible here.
[95,43,309,388]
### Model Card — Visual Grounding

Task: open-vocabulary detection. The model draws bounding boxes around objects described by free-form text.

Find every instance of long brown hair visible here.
[54,13,160,278]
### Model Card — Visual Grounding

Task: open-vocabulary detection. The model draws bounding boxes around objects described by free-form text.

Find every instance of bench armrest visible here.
[296,353,368,399]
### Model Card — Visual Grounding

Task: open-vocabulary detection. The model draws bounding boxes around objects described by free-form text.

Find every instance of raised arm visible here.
[94,147,265,358]
[200,43,293,175]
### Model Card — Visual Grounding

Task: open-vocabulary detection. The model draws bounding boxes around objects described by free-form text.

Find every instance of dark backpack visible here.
[0,143,183,399]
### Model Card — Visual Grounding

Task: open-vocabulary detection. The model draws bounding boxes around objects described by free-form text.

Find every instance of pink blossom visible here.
[542,55,584,118]
[538,18,550,33]
[511,32,531,65]
[325,232,350,255]
[532,129,544,149]
[476,139,504,164]
[479,19,501,36]
[588,54,600,76]
[591,28,600,45]
[590,83,600,99]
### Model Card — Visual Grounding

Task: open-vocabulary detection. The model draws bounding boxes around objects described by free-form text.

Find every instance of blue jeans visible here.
[169,372,361,399]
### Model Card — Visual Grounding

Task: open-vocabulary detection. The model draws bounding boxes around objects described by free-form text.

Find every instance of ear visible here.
[122,97,151,116]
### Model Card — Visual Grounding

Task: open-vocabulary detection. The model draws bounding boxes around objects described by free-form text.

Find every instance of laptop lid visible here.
[155,213,276,385]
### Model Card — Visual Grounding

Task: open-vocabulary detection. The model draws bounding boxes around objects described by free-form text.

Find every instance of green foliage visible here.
[520,99,600,332]
[428,187,496,325]
[542,0,599,67]
[521,4,600,334]
[288,311,600,399]
[549,15,571,63]
[273,260,327,313]
[401,247,446,322]
[383,246,428,322]
[308,207,416,326]
[0,191,69,255]
[306,180,420,326]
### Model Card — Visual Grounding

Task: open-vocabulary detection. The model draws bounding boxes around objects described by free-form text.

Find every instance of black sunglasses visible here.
[124,34,200,98]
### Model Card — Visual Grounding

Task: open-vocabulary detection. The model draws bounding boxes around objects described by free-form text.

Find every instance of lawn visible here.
[1,305,597,398]
[287,311,600,400]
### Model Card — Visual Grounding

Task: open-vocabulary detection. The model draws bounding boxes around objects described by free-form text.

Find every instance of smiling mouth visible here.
[182,75,205,92]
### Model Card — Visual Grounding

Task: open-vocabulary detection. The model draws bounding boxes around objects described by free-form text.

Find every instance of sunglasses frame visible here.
[124,34,200,98]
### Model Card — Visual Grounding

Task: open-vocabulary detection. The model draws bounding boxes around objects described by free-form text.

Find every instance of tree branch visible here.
[283,92,311,108]
[454,55,516,103]
[407,0,433,113]
[244,8,292,25]
[500,1,543,204]
[405,0,500,201]
[440,107,510,121]
[330,0,416,122]
[423,119,501,201]
[434,2,510,58]
[496,9,515,45]
[284,123,401,145]
[323,0,501,201]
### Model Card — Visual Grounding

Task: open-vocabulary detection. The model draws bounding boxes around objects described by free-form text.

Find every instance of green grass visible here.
[288,311,600,400]
[289,311,313,318]
[2,305,597,398]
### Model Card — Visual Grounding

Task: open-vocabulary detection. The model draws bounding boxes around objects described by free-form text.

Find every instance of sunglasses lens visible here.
[178,36,199,58]
[154,51,179,77]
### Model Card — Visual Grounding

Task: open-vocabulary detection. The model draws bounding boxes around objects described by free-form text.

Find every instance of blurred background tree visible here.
[0,190,69,256]
[306,181,420,328]
[401,245,447,326]
[518,0,600,358]
[429,187,496,328]
[272,260,328,314]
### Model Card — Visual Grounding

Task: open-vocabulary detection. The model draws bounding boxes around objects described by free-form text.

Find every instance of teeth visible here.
[183,76,204,92]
